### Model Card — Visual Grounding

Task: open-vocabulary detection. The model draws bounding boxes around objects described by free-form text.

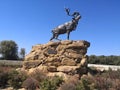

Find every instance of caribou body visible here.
[50,8,81,41]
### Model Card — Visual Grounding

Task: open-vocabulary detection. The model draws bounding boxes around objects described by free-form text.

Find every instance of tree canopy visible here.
[88,55,120,65]
[20,48,26,60]
[0,40,18,60]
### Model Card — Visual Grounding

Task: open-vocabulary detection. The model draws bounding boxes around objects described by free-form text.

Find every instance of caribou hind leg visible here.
[50,33,55,41]
[54,34,61,41]
[50,35,55,41]
[55,34,61,41]
[50,33,61,41]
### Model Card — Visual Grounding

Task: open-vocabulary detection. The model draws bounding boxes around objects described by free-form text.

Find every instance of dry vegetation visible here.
[0,65,120,90]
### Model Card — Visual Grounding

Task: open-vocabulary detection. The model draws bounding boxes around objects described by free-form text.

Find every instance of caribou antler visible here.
[65,8,80,18]
[65,8,71,16]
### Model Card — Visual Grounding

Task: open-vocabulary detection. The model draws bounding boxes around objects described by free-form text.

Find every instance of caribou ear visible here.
[72,12,76,16]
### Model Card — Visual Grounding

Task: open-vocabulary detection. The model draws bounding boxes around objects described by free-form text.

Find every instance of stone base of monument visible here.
[22,40,90,80]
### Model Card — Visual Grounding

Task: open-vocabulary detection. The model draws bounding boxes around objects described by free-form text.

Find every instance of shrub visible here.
[94,76,112,90]
[22,77,39,90]
[0,66,13,88]
[106,69,120,79]
[58,83,76,90]
[76,76,93,90]
[76,81,85,90]
[40,76,63,90]
[58,70,120,90]
[112,79,120,90]
[50,76,63,87]
[0,72,9,88]
[58,76,79,90]
[40,79,52,90]
[8,70,27,89]
[93,69,120,90]
[79,78,90,90]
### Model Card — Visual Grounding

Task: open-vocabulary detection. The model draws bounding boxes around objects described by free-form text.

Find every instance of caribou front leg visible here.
[67,31,70,40]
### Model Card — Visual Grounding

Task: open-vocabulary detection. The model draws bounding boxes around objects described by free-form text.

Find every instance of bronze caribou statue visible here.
[50,8,81,41]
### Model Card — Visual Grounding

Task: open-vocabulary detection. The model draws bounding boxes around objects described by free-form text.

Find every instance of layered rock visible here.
[23,40,90,79]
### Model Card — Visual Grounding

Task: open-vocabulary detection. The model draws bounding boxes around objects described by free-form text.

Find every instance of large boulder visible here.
[23,40,90,79]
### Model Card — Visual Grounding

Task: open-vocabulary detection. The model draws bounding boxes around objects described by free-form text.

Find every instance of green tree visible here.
[0,40,18,60]
[20,48,25,60]
[88,55,120,65]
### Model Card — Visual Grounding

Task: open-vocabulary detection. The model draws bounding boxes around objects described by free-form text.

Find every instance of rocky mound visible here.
[23,40,90,79]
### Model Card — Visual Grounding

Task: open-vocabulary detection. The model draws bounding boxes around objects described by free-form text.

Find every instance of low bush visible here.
[58,76,79,90]
[8,70,27,89]
[40,76,63,90]
[93,69,120,90]
[0,72,9,88]
[58,83,76,90]
[0,66,13,88]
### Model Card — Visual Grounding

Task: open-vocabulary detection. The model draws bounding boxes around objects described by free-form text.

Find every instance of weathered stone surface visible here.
[47,57,61,62]
[23,40,90,79]
[65,52,82,59]
[47,66,57,72]
[46,41,60,46]
[57,66,79,73]
[37,65,48,73]
[47,72,70,80]
[28,65,48,75]
[23,60,42,69]
[61,40,73,45]
[61,58,76,66]
[80,56,88,66]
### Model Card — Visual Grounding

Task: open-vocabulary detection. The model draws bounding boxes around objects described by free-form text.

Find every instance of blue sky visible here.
[0,0,120,55]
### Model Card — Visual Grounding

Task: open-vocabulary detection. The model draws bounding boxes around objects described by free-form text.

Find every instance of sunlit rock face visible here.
[23,40,90,79]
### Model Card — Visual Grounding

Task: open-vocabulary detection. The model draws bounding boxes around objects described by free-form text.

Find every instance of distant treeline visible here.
[88,55,120,65]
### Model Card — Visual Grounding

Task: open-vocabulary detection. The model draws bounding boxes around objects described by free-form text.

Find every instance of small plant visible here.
[40,79,52,90]
[94,76,112,90]
[80,77,91,90]
[58,76,79,90]
[0,66,13,88]
[8,70,27,89]
[0,72,9,88]
[51,76,63,87]
[40,76,63,90]
[58,82,76,90]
